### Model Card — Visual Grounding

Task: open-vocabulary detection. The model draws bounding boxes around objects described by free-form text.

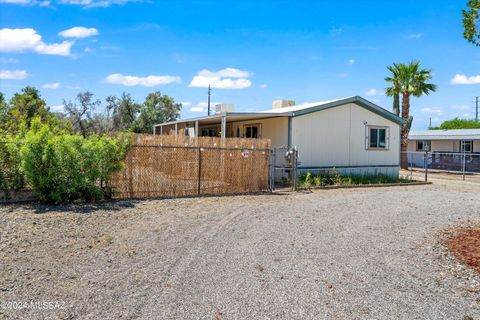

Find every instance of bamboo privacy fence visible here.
[110,134,271,199]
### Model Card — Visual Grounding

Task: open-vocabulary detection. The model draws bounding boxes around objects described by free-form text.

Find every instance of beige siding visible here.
[291,103,401,168]
[230,117,288,148]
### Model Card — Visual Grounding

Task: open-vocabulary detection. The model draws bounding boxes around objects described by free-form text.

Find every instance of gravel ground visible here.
[1,183,479,320]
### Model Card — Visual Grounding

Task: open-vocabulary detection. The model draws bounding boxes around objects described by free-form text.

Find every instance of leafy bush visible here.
[298,169,410,188]
[0,134,25,193]
[20,119,130,203]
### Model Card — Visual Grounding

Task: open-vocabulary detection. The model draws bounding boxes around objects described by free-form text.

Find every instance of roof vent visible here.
[272,99,295,109]
[215,104,235,114]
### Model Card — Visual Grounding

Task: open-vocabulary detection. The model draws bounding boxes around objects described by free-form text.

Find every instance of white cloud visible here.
[189,67,252,89]
[49,104,64,112]
[365,88,384,97]
[0,69,28,80]
[421,107,444,116]
[336,73,348,78]
[104,73,181,87]
[0,28,73,56]
[58,0,138,8]
[181,101,191,107]
[189,101,220,113]
[450,74,480,85]
[189,106,204,112]
[59,27,98,38]
[403,33,422,39]
[0,0,50,5]
[259,83,268,89]
[0,0,138,7]
[43,82,61,89]
[348,59,355,65]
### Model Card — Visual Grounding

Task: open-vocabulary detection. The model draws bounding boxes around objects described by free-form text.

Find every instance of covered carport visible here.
[153,112,290,139]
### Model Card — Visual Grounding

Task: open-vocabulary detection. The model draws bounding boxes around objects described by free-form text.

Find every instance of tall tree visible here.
[463,0,480,46]
[385,61,437,168]
[7,87,49,133]
[132,91,182,133]
[106,93,141,132]
[64,91,101,137]
[385,63,401,116]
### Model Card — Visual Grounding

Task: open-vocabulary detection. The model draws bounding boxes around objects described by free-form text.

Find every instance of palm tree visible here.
[385,63,401,116]
[385,61,437,168]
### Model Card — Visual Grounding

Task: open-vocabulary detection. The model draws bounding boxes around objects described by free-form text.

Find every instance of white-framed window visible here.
[366,126,389,150]
[460,140,473,153]
[244,124,260,138]
[416,140,431,151]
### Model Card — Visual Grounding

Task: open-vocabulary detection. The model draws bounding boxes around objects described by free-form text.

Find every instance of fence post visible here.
[197,147,202,195]
[424,149,428,182]
[463,151,466,181]
[292,148,298,191]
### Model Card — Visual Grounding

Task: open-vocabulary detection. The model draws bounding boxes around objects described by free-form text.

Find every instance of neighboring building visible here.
[407,129,480,172]
[154,96,405,176]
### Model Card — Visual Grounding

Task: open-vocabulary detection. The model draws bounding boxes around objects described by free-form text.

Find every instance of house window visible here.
[367,126,389,149]
[416,140,431,151]
[236,127,240,138]
[460,140,473,153]
[201,127,217,137]
[245,125,259,138]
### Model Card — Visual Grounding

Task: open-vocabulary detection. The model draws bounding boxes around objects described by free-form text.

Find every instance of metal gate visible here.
[269,146,298,190]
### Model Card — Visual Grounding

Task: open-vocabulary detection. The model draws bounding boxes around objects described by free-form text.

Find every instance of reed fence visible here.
[110,134,271,199]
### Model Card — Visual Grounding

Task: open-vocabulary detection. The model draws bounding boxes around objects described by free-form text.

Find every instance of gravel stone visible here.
[0,182,479,319]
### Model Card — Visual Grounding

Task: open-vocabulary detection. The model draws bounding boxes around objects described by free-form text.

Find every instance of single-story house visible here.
[407,129,480,172]
[154,96,405,177]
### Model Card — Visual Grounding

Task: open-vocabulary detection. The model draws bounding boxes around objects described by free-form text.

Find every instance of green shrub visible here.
[0,134,25,193]
[20,119,130,203]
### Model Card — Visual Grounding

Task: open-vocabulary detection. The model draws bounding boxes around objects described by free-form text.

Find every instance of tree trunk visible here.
[393,92,400,116]
[400,92,411,169]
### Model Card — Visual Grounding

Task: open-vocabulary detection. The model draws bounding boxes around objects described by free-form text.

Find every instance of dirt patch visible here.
[447,227,480,273]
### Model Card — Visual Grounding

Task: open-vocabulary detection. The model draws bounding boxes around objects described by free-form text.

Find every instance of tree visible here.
[385,61,437,168]
[431,118,480,130]
[106,93,141,132]
[0,92,8,131]
[64,91,101,137]
[132,91,182,133]
[463,0,480,46]
[385,63,401,116]
[6,86,49,133]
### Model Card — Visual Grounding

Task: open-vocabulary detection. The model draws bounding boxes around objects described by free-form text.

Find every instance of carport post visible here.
[221,115,226,139]
[175,123,178,137]
[195,120,199,138]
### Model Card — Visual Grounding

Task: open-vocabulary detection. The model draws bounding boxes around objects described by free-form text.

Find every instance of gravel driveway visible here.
[1,183,479,320]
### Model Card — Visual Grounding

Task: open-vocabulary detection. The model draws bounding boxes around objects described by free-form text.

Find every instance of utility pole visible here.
[429,117,432,129]
[476,96,479,122]
[207,84,211,116]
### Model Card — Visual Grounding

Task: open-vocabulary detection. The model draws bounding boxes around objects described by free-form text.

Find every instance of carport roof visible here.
[409,129,480,141]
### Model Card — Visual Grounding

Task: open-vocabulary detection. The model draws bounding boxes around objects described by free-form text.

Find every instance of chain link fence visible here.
[402,151,480,182]
[110,135,271,199]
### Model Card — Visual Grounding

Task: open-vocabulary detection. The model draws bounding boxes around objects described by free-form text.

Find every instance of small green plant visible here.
[298,169,412,189]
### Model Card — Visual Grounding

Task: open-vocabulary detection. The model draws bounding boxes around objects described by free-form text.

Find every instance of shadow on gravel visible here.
[2,200,138,215]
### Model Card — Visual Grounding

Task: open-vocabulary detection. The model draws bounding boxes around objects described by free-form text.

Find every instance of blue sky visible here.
[0,0,479,130]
